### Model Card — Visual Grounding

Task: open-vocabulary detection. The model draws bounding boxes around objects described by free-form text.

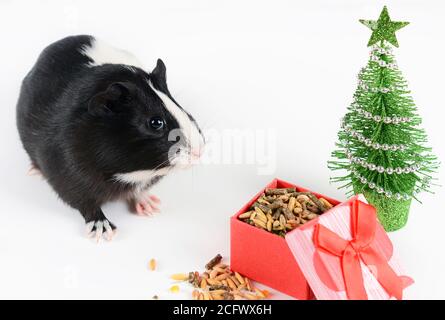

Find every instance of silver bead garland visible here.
[371,45,393,55]
[342,123,407,151]
[369,46,397,69]
[344,149,421,175]
[358,80,406,93]
[369,54,397,69]
[351,102,412,124]
[351,168,414,200]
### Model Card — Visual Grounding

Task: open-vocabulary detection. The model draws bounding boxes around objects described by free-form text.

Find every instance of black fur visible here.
[16,35,196,230]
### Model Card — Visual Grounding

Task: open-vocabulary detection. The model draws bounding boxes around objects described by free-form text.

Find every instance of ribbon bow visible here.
[313,200,403,300]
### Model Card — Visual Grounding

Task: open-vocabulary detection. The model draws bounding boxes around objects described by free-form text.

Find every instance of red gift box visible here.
[230,178,413,300]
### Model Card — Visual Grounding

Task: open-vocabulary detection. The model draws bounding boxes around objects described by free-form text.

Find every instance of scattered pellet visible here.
[169,285,180,293]
[176,255,269,300]
[170,273,189,281]
[149,258,157,271]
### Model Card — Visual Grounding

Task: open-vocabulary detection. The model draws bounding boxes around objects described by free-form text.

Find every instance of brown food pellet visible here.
[238,188,334,237]
[178,255,269,301]
[205,254,222,270]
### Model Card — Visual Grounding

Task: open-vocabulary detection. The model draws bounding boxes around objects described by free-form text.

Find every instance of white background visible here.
[0,0,444,299]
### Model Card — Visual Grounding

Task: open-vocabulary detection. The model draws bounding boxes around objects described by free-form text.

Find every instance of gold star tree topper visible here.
[360,6,409,47]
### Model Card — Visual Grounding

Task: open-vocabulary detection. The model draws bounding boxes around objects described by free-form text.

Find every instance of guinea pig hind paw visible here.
[85,220,116,242]
[149,195,161,204]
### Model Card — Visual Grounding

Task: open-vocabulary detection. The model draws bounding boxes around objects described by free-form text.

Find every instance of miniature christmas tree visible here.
[329,6,439,231]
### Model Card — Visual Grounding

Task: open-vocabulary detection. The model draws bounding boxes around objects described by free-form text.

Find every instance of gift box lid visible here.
[284,194,414,300]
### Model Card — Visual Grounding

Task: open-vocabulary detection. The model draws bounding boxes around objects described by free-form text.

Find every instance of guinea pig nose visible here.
[191,148,202,158]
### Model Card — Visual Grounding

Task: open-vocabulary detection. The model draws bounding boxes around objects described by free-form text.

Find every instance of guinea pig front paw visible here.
[133,195,161,217]
[27,165,42,177]
[85,219,116,242]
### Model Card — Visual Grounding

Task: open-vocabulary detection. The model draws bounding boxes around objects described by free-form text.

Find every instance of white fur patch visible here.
[148,81,204,155]
[81,38,145,69]
[114,168,170,185]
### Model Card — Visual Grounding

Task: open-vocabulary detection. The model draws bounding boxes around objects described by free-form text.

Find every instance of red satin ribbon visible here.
[313,199,403,300]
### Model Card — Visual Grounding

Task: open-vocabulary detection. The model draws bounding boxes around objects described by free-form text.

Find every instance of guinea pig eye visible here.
[148,117,165,131]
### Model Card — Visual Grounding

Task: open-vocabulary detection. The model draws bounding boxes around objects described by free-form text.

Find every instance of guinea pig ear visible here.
[88,82,131,116]
[151,59,167,85]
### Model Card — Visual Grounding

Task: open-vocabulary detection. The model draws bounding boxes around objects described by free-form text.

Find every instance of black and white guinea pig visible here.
[16,35,205,241]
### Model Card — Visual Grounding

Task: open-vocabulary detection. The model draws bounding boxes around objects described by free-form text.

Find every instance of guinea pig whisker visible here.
[150,158,172,172]
[199,117,222,130]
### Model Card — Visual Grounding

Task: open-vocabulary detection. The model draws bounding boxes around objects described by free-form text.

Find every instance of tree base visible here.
[360,190,412,232]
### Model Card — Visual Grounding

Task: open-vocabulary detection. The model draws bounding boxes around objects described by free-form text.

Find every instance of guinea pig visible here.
[16,35,205,241]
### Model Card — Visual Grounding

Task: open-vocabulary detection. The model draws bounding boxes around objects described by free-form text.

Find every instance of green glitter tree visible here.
[329,6,439,231]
